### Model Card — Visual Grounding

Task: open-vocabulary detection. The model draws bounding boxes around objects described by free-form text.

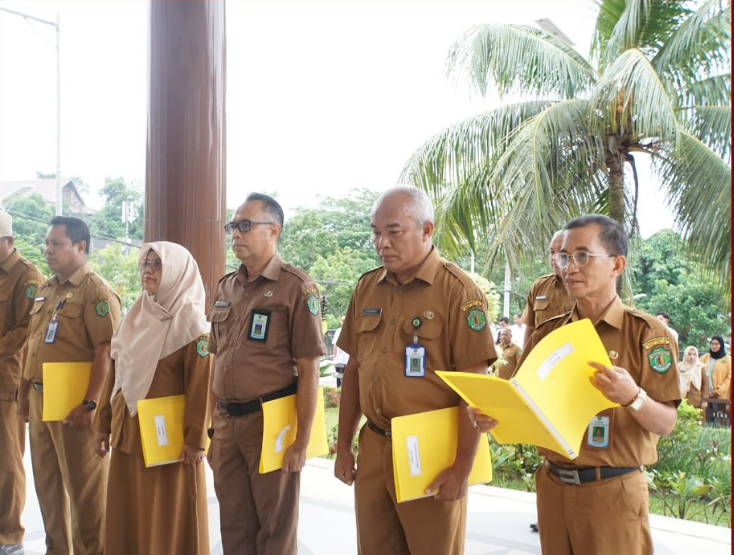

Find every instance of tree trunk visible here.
[605,135,626,296]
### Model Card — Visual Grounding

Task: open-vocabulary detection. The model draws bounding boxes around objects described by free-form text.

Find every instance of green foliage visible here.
[5,193,54,275]
[88,244,142,311]
[629,229,730,349]
[466,272,501,323]
[89,177,143,241]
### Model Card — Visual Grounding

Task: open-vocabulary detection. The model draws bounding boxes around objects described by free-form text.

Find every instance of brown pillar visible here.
[145,0,226,308]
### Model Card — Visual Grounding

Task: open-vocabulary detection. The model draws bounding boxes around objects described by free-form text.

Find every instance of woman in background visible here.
[93,242,211,554]
[678,346,703,409]
[700,336,731,425]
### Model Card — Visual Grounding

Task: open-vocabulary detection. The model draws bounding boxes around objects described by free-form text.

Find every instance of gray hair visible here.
[371,185,434,226]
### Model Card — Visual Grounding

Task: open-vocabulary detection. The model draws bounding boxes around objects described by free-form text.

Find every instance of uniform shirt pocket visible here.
[56,302,84,342]
[208,306,232,349]
[355,315,382,362]
[401,319,444,369]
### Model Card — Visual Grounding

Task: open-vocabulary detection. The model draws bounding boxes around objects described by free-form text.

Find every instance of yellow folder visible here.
[42,362,92,421]
[137,395,186,468]
[391,406,493,503]
[259,388,329,473]
[437,319,618,459]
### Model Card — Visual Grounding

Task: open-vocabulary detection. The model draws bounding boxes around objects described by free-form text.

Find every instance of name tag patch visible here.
[362,308,382,315]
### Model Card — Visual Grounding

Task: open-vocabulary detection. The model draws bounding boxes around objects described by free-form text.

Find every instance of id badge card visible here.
[587,415,610,448]
[405,343,426,377]
[44,320,58,344]
[248,309,270,342]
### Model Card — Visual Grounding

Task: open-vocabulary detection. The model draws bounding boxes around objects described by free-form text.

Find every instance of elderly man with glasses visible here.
[469,214,680,555]
[206,193,325,555]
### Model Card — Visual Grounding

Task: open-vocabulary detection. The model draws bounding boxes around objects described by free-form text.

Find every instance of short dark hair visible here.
[657,311,670,321]
[498,316,509,324]
[563,214,628,257]
[49,216,90,254]
[246,193,284,229]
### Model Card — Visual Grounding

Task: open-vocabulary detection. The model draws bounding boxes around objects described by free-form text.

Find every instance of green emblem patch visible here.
[196,337,209,357]
[307,294,320,316]
[94,299,109,317]
[648,346,673,374]
[24,283,38,300]
[466,308,487,331]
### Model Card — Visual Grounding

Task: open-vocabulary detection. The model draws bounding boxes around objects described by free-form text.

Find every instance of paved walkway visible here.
[16,440,731,555]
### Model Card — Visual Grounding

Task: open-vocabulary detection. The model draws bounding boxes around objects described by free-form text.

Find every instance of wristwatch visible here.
[624,388,648,412]
[82,399,97,411]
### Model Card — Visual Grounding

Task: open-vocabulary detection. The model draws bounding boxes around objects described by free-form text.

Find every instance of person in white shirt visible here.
[332,316,350,387]
[511,313,526,348]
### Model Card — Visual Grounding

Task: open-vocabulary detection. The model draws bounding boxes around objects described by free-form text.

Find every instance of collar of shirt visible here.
[377,246,440,287]
[235,251,283,286]
[0,248,19,274]
[570,295,625,330]
[54,263,91,287]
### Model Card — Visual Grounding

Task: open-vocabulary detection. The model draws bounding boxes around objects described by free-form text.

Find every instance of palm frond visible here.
[653,130,732,287]
[447,24,596,100]
[677,105,731,160]
[400,101,555,195]
[486,99,609,263]
[675,72,731,108]
[592,48,679,145]
[653,0,731,82]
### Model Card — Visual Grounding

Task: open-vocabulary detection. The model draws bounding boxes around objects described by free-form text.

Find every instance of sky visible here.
[0,0,675,237]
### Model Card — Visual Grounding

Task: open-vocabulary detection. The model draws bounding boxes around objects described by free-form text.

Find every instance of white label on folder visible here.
[275,425,291,454]
[406,435,422,476]
[154,415,169,447]
[536,342,574,380]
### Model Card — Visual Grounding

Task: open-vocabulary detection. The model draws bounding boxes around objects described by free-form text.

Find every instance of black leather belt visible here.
[367,420,391,440]
[545,460,641,485]
[31,381,43,393]
[218,381,298,417]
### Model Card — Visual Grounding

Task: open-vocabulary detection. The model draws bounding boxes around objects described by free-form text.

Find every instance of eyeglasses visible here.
[224,220,276,235]
[139,259,162,271]
[555,251,615,269]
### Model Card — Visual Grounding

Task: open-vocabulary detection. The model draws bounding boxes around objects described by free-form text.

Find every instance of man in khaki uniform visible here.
[334,186,496,555]
[471,215,679,555]
[208,193,325,555]
[0,212,44,555]
[521,230,573,348]
[20,217,120,555]
[492,328,521,380]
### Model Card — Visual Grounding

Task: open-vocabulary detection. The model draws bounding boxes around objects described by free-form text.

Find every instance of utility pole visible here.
[1,7,62,215]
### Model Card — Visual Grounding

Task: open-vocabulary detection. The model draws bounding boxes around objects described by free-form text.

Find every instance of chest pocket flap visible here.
[29,301,45,316]
[208,306,231,323]
[402,319,443,340]
[533,298,550,311]
[356,314,382,333]
[57,303,83,319]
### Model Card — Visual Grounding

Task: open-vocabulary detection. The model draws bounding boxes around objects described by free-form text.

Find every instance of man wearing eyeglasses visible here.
[470,214,680,555]
[207,193,325,555]
[520,230,573,350]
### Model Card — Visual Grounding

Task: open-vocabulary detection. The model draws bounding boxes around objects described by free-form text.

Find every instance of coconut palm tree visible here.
[401,0,731,286]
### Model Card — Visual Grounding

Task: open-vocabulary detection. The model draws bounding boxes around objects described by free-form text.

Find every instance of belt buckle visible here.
[557,468,581,485]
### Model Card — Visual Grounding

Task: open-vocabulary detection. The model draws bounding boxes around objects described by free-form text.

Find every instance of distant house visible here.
[0,178,98,215]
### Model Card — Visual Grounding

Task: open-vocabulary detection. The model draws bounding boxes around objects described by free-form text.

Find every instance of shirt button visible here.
[244,293,250,298]
[381,347,388,353]
[375,377,380,383]
[389,318,396,324]
[376,408,382,414]
[396,288,403,296]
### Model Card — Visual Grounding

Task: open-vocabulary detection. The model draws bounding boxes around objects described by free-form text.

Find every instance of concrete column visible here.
[145,0,226,308]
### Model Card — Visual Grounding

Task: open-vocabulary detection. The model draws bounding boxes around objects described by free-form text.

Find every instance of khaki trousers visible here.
[536,465,652,555]
[354,425,467,555]
[0,399,25,545]
[211,408,300,555]
[29,389,108,555]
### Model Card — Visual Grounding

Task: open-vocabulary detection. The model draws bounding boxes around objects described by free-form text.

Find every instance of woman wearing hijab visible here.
[699,336,731,425]
[678,346,704,408]
[92,242,211,555]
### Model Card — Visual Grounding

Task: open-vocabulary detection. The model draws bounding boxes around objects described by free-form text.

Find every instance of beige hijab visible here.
[678,345,703,398]
[110,242,209,416]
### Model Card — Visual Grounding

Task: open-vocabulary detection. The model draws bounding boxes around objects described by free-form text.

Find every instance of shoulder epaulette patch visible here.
[196,335,209,357]
[24,282,39,300]
[94,298,109,317]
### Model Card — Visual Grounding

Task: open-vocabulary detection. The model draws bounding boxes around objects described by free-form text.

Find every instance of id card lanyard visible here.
[44,299,66,344]
[405,317,426,377]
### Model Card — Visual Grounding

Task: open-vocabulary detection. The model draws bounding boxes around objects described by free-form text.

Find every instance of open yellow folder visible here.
[42,362,92,421]
[437,319,618,459]
[259,388,328,473]
[137,395,186,468]
[391,406,492,503]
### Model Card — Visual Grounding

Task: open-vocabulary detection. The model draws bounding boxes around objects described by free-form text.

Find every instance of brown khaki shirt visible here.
[208,253,326,401]
[521,273,573,327]
[518,296,680,468]
[0,249,44,399]
[337,248,497,430]
[493,343,521,380]
[24,263,121,382]
[94,336,212,454]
